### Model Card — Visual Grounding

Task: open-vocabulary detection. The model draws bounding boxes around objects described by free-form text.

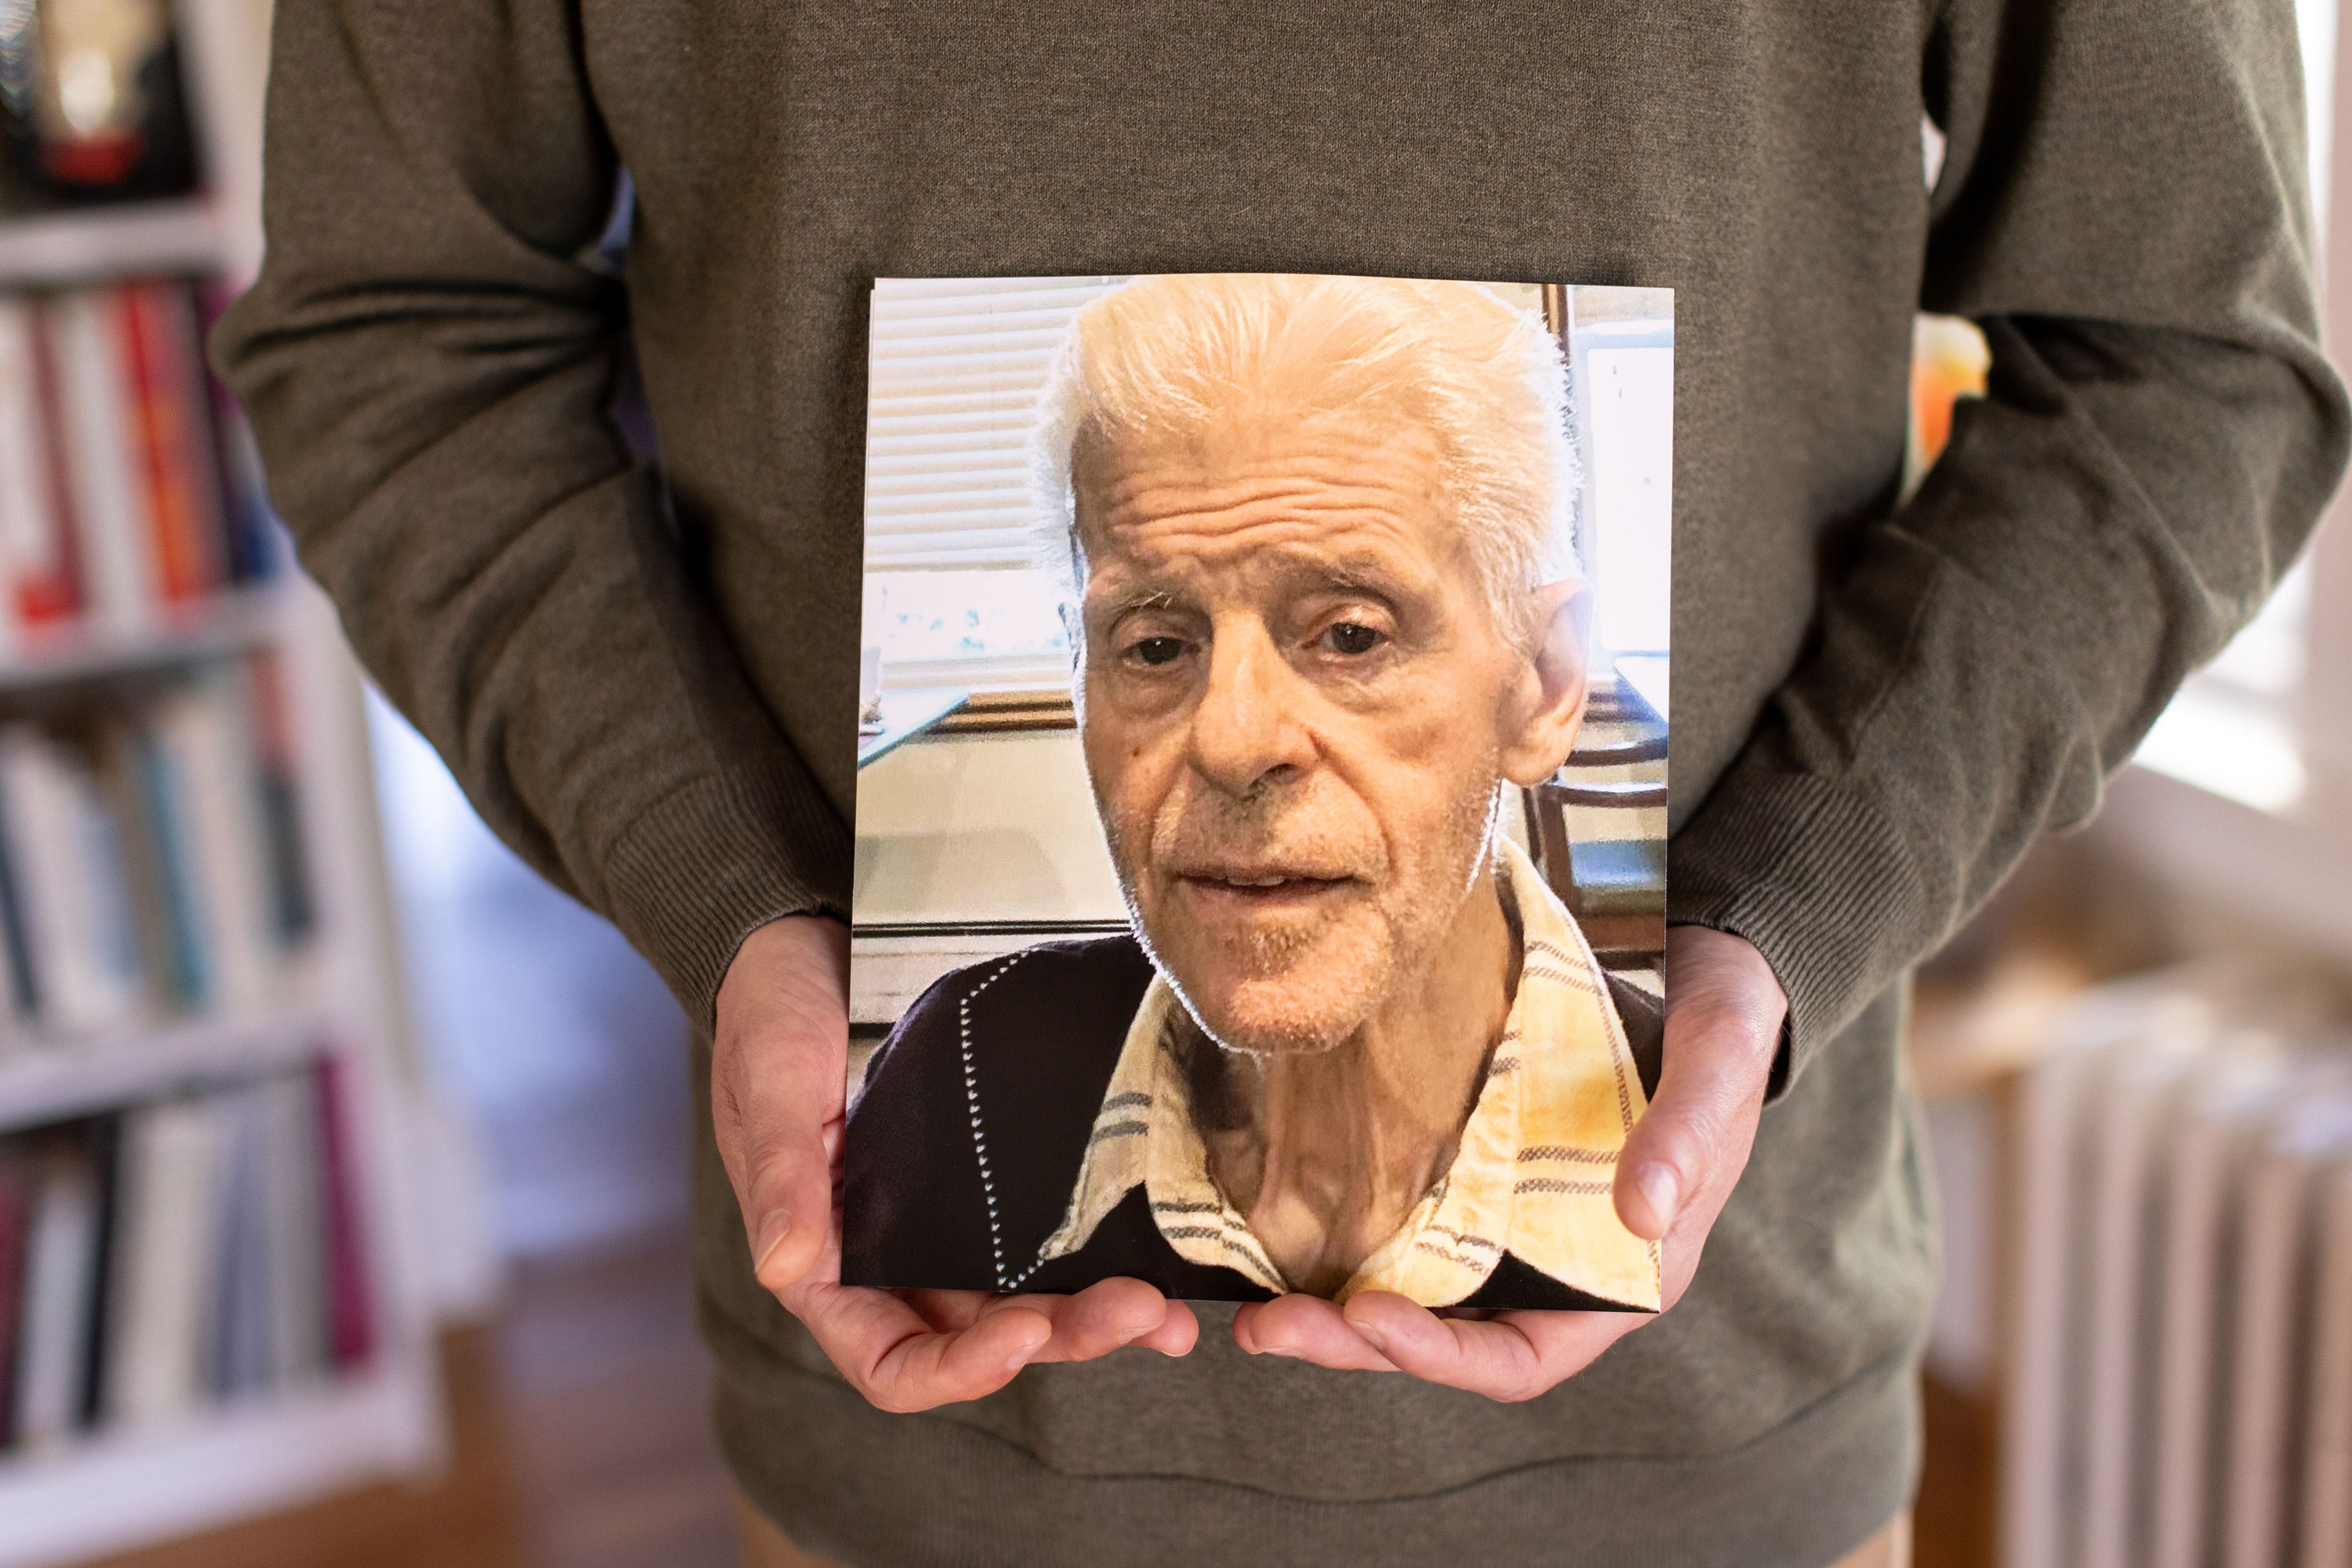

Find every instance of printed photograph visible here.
[843,273,1672,1311]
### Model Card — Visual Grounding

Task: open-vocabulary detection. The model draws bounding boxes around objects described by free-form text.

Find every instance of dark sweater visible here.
[214,0,2345,1561]
[842,936,1665,1309]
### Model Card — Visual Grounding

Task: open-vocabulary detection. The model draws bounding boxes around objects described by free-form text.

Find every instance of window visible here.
[858,275,1675,692]
[861,276,1123,690]
[2128,0,2345,817]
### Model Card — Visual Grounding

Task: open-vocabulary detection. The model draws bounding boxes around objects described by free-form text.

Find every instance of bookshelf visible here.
[0,201,231,290]
[0,0,453,1562]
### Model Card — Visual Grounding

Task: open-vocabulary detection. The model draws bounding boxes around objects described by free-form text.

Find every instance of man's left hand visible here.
[1230,925,1786,1401]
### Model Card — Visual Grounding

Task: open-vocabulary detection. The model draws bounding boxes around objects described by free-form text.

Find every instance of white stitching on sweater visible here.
[959,952,1047,1291]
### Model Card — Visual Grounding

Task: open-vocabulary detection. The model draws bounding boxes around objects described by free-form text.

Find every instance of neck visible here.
[1194,862,1520,1295]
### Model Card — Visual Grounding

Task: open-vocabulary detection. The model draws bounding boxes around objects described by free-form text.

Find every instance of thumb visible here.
[712,916,851,1293]
[1614,927,1784,1242]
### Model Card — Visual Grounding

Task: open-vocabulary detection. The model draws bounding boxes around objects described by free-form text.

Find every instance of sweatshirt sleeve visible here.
[1667,0,2351,1087]
[211,0,849,1027]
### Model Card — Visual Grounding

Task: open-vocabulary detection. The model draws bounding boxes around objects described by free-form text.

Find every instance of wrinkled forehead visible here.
[1068,409,1469,590]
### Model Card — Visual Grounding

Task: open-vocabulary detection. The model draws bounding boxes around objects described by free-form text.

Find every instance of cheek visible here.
[1080,709,1177,853]
[1336,707,1502,848]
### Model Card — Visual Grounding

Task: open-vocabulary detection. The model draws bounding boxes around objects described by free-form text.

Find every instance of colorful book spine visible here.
[3,274,264,638]
[314,1055,375,1370]
[46,287,157,637]
[115,281,226,608]
[0,726,147,1035]
[0,777,37,1039]
[195,279,281,586]
[151,676,279,1015]
[0,1156,29,1450]
[0,1058,365,1450]
[243,651,315,947]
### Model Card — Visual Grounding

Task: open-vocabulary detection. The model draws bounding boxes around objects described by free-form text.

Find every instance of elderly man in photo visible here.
[843,276,1664,1313]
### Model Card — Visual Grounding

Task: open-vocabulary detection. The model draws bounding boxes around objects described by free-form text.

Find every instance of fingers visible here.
[711,916,851,1292]
[1235,1291,1639,1401]
[1339,1293,1638,1402]
[1235,1294,1399,1371]
[787,1276,1199,1415]
[802,1284,1054,1414]
[1615,926,1787,1244]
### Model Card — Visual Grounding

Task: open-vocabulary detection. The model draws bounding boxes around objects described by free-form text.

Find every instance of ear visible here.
[1497,578,1591,786]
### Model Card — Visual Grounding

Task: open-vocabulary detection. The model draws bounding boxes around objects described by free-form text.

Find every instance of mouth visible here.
[1173,868,1360,908]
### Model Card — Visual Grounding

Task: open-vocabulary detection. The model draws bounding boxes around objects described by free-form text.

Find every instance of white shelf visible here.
[0,587,288,694]
[0,6,455,1562]
[0,198,232,289]
[0,1006,329,1131]
[0,1366,440,1568]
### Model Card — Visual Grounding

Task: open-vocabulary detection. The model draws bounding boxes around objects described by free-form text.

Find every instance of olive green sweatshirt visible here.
[213,1,2348,1562]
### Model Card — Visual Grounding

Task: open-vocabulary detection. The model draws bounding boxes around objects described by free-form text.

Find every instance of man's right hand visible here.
[711,915,1200,1412]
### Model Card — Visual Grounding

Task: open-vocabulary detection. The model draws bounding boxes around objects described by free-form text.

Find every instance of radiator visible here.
[1999,971,2352,1568]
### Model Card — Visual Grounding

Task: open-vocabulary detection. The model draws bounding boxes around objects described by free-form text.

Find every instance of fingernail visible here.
[1635,1164,1681,1230]
[752,1209,791,1276]
[1260,1345,1301,1359]
[1355,1322,1388,1354]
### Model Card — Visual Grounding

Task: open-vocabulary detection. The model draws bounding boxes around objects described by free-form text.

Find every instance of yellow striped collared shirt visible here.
[1038,836,1662,1310]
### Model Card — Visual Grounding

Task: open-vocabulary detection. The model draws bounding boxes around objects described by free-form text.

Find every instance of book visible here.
[147,675,280,1015]
[206,1084,271,1400]
[76,1112,123,1430]
[315,1055,374,1369]
[0,777,37,1040]
[115,280,227,608]
[0,1150,29,1450]
[47,286,158,638]
[89,710,197,1013]
[259,1069,328,1385]
[194,280,283,587]
[843,274,1674,1311]
[242,650,316,949]
[0,295,84,647]
[104,1094,227,1426]
[10,1134,102,1451]
[0,725,147,1035]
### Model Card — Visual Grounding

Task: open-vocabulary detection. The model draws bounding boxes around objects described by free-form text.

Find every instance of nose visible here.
[1190,622,1313,796]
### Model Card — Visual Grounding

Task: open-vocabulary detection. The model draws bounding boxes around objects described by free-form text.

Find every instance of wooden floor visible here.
[84,1236,742,1568]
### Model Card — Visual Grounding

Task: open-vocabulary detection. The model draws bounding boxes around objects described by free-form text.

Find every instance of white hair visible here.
[1028,274,1578,643]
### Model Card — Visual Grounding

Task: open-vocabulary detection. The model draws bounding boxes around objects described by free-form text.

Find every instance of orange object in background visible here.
[1907,314,1991,497]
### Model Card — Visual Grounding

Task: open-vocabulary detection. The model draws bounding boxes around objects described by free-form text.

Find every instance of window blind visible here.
[863,275,1130,571]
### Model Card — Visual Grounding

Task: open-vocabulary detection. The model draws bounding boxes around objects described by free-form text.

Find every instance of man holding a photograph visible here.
[845,276,1665,1315]
[219,0,2346,1562]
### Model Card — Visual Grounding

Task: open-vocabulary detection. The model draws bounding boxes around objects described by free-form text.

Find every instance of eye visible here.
[1130,636,1186,666]
[1322,621,1385,656]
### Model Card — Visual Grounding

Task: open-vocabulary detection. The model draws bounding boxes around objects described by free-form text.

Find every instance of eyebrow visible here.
[1095,587,1183,620]
[1305,561,1408,600]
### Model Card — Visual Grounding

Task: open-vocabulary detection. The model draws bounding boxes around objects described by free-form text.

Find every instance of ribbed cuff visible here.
[1668,767,1926,1095]
[601,763,852,1029]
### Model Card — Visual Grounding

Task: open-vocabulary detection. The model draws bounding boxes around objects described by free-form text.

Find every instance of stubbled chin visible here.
[1149,908,1392,1056]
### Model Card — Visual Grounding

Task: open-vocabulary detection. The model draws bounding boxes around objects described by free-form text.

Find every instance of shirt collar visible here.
[1038,835,1661,1310]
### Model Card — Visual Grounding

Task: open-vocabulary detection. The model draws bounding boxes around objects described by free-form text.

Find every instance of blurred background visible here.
[0,3,2348,1568]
